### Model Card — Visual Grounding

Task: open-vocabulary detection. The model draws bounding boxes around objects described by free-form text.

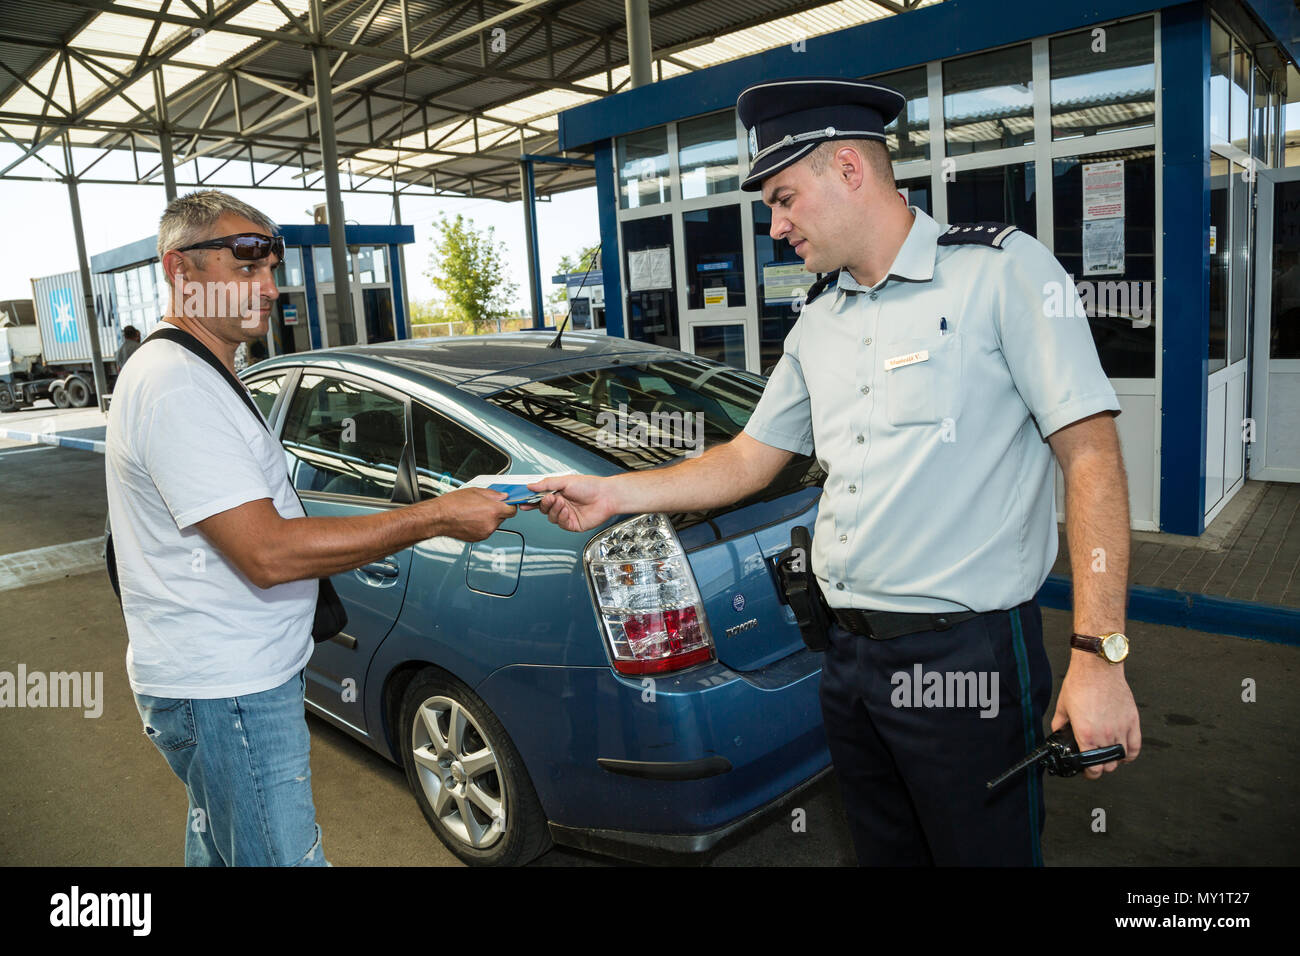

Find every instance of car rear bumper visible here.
[547,765,833,864]
[474,646,830,841]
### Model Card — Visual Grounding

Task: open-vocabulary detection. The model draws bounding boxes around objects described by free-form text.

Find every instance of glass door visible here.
[1250,166,1300,482]
[1205,158,1254,524]
[314,245,395,348]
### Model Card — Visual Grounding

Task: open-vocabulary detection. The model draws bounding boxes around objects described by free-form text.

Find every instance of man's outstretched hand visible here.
[525,474,619,532]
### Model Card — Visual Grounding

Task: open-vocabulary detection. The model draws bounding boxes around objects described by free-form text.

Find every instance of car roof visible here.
[253,330,708,395]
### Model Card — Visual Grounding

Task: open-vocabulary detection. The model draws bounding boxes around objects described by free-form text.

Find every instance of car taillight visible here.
[584,513,715,675]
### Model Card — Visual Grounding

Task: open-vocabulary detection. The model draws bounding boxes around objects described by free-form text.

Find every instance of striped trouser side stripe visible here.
[1009,606,1044,867]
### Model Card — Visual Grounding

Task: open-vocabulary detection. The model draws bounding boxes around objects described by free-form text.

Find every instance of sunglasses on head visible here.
[176,232,285,263]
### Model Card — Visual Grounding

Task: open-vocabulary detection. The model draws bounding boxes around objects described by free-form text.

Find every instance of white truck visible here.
[0,269,122,412]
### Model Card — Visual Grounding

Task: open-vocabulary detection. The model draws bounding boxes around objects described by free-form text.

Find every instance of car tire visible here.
[51,384,70,408]
[0,385,15,413]
[65,376,92,408]
[398,668,551,866]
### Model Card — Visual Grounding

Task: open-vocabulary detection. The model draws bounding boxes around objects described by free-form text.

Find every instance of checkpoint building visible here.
[555,0,1300,537]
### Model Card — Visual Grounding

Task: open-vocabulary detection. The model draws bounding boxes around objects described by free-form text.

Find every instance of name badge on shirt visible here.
[884,349,930,371]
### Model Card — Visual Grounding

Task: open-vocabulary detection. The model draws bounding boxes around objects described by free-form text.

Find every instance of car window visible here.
[281,373,407,501]
[246,373,287,420]
[411,402,509,499]
[484,359,824,529]
[484,358,766,469]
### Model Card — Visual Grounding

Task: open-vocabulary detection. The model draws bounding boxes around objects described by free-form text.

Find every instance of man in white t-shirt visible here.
[106,190,515,866]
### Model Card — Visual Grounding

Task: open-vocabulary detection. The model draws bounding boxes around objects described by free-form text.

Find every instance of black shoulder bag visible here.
[105,326,347,643]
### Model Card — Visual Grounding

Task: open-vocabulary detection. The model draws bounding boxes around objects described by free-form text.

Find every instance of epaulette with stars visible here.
[937,222,1019,248]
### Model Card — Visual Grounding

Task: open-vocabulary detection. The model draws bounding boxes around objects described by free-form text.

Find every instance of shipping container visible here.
[30,269,119,366]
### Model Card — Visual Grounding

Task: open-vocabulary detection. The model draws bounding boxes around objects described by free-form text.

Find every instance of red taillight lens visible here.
[585,515,715,675]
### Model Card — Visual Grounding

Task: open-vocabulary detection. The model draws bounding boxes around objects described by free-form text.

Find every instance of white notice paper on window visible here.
[1082,160,1125,220]
[629,247,672,291]
[1082,218,1125,276]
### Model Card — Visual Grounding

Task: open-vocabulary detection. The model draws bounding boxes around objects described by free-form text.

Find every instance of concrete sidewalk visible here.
[1047,480,1300,643]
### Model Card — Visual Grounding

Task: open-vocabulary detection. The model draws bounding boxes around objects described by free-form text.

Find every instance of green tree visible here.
[547,243,602,310]
[425,213,518,333]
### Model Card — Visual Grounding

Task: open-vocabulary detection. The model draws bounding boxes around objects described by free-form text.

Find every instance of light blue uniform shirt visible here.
[744,207,1120,613]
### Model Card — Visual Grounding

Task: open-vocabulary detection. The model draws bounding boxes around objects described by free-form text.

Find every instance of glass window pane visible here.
[946,162,1037,236]
[246,373,286,419]
[617,127,671,209]
[1229,161,1250,365]
[895,175,932,215]
[1209,155,1229,372]
[486,360,763,468]
[275,247,304,288]
[272,290,309,355]
[411,402,508,499]
[683,204,745,310]
[1231,43,1251,153]
[1286,65,1300,166]
[678,111,739,199]
[871,66,929,163]
[314,247,332,285]
[751,199,804,375]
[1269,178,1300,358]
[362,287,395,343]
[1253,67,1269,163]
[357,246,387,284]
[1052,148,1157,378]
[621,214,679,350]
[943,45,1034,155]
[281,374,406,500]
[1211,21,1231,145]
[1050,18,1155,140]
[693,324,745,369]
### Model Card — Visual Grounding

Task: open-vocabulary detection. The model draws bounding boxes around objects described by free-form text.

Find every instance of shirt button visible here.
[856,434,864,444]
[869,292,878,301]
[848,485,857,493]
[836,582,845,590]
[839,534,848,543]
[864,337,872,345]
[860,385,869,395]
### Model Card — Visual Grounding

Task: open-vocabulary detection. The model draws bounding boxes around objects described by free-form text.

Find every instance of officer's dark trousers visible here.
[819,598,1053,866]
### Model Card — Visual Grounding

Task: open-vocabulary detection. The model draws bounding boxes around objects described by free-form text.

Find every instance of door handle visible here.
[359,559,400,578]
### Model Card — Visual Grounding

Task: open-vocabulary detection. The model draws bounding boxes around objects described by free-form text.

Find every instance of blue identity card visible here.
[489,483,547,505]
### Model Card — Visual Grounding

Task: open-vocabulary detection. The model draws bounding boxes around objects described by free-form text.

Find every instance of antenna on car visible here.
[547,244,601,350]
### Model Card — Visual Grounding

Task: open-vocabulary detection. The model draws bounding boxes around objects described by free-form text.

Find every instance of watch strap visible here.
[1070,633,1103,654]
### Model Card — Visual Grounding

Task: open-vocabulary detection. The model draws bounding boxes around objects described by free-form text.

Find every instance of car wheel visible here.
[65,376,92,408]
[51,384,70,408]
[398,669,551,866]
[0,385,14,413]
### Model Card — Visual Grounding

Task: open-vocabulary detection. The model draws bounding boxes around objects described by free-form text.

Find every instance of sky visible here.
[0,172,601,312]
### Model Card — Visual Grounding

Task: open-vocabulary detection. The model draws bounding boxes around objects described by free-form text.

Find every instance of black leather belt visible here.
[832,607,981,641]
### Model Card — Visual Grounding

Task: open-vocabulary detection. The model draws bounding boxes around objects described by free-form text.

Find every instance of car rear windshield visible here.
[483,359,824,524]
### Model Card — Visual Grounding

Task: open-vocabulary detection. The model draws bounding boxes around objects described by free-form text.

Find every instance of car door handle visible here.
[359,559,400,579]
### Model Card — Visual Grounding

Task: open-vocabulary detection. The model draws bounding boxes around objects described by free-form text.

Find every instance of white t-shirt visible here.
[105,334,316,698]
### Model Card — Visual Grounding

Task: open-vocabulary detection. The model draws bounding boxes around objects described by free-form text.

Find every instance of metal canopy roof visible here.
[0,0,935,201]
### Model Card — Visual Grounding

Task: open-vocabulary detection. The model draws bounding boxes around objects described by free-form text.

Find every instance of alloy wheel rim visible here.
[411,695,507,849]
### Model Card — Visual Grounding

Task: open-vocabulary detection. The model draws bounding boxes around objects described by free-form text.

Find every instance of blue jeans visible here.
[133,669,329,866]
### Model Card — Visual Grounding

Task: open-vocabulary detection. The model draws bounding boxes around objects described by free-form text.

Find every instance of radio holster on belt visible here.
[775,525,832,651]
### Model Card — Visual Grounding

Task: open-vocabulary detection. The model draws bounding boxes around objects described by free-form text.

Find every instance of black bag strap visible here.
[143,326,269,432]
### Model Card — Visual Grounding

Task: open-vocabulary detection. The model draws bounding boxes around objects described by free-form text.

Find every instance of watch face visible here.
[1101,633,1129,662]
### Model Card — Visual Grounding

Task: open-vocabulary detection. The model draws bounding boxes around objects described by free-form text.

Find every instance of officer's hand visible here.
[1052,652,1141,779]
[433,487,516,542]
[526,475,617,533]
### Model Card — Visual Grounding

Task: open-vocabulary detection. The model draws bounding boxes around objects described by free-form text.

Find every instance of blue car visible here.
[242,331,830,865]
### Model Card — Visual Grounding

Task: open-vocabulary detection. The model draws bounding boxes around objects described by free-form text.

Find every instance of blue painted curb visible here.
[0,428,105,454]
[1039,574,1300,646]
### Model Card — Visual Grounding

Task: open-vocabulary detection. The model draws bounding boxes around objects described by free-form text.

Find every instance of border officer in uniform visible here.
[529,77,1141,865]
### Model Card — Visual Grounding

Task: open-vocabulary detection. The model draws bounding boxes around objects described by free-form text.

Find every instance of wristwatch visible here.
[1070,632,1129,663]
